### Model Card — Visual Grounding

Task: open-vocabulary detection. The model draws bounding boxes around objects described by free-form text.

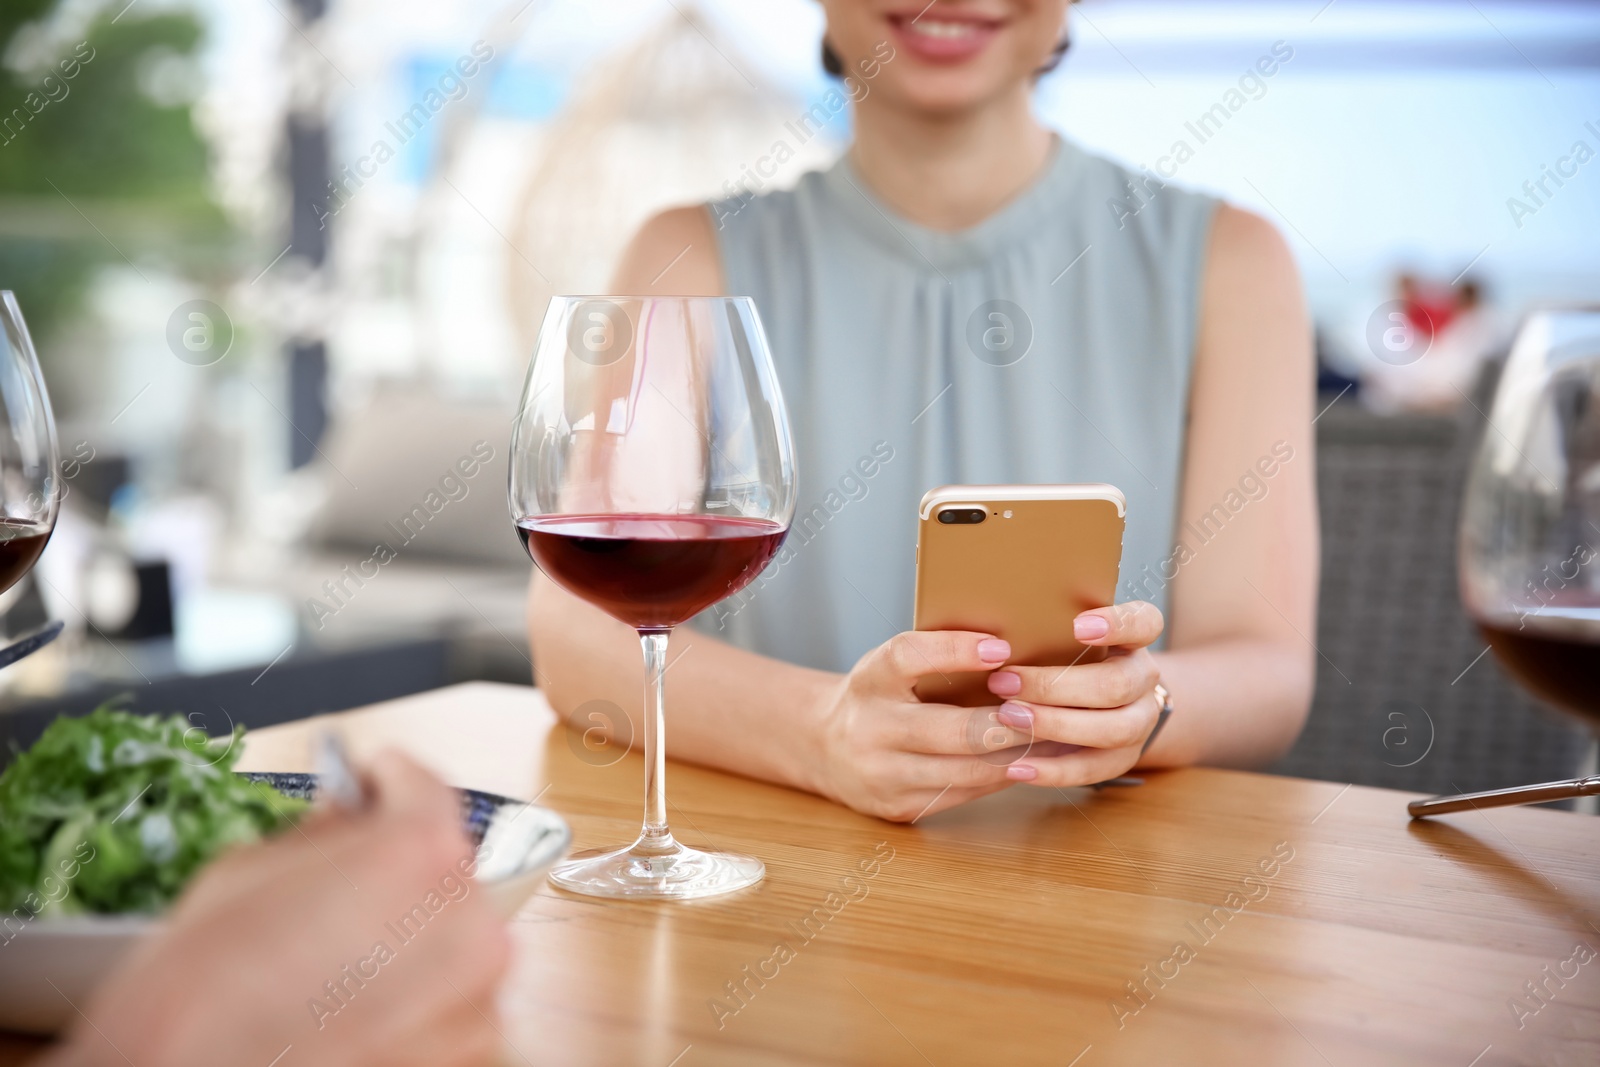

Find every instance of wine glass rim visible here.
[0,291,29,334]
[1510,304,1600,350]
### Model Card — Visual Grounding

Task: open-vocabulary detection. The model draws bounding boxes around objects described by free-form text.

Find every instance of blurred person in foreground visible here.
[44,752,511,1067]
[531,1,1320,821]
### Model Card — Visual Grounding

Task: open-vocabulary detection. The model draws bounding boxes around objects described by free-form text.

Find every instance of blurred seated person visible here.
[1397,271,1457,344]
[1365,276,1501,414]
[45,753,511,1067]
[529,0,1319,821]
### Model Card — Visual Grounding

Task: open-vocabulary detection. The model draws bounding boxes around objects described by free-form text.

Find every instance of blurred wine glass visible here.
[1460,308,1600,727]
[0,293,60,598]
[509,296,795,899]
[1412,309,1600,816]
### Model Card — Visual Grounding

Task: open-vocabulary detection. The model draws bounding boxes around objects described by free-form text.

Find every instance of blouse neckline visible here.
[819,133,1085,275]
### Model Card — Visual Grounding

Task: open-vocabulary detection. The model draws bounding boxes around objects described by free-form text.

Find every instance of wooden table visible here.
[15,682,1600,1065]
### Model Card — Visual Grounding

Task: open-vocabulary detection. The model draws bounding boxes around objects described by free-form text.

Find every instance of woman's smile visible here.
[887,7,1005,63]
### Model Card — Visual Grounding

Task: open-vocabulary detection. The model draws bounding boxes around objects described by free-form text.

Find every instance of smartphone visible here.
[913,484,1125,706]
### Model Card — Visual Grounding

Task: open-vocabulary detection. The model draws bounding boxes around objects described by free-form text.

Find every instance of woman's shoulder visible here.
[1198,201,1302,338]
[612,167,837,294]
[706,165,836,240]
[1058,137,1220,244]
[611,204,724,295]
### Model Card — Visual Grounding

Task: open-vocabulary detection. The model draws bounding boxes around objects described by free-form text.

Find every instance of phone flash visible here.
[1003,509,1013,518]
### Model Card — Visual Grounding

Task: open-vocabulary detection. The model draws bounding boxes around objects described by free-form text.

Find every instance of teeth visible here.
[909,19,978,38]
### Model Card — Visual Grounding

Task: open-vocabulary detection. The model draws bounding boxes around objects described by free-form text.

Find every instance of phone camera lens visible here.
[937,508,987,525]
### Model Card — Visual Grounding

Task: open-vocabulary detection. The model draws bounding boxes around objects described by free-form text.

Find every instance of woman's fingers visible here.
[994,693,1161,751]
[870,783,1004,825]
[986,649,1158,708]
[1002,742,1146,787]
[910,782,1010,821]
[887,703,1032,756]
[869,776,1012,822]
[832,624,1165,823]
[855,630,1010,694]
[1074,600,1164,649]
[884,752,1018,790]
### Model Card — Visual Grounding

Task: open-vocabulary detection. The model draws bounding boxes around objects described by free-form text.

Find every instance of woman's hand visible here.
[807,630,1020,822]
[50,751,512,1067]
[804,602,1166,822]
[984,601,1166,786]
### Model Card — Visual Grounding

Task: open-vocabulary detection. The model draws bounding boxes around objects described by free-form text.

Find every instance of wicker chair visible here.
[1269,391,1594,799]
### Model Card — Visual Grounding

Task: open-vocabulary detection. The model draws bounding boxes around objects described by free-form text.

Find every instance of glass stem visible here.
[636,628,675,854]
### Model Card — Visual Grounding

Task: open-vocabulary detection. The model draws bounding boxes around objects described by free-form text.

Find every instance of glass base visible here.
[549,837,764,900]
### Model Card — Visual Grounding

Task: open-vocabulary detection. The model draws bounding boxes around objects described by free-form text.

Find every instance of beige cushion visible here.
[306,387,527,566]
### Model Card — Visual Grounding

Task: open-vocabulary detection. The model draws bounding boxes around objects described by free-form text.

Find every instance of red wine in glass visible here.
[510,295,796,899]
[0,517,51,596]
[517,514,784,631]
[1476,607,1600,727]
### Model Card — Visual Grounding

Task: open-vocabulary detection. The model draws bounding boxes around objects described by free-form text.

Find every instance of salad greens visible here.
[0,706,306,916]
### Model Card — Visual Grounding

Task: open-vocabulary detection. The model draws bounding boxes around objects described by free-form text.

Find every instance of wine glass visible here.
[509,296,796,898]
[0,294,59,591]
[0,293,63,666]
[1411,307,1600,816]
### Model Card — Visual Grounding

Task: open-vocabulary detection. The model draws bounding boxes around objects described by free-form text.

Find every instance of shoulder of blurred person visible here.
[1436,303,1500,357]
[612,204,723,296]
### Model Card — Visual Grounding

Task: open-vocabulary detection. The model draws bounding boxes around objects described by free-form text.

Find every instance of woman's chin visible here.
[876,73,1017,117]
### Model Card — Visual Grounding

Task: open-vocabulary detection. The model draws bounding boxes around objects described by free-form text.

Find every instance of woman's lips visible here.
[887,12,1002,63]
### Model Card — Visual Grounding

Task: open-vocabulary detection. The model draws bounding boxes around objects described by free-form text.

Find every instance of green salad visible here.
[0,707,307,916]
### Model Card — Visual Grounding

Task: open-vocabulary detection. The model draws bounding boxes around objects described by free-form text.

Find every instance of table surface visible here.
[10,682,1600,1065]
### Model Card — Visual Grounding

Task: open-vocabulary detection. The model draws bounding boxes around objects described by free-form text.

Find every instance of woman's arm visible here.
[531,572,837,790]
[1142,203,1320,768]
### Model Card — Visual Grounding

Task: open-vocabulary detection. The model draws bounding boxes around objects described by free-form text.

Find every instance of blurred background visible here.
[1,0,1597,801]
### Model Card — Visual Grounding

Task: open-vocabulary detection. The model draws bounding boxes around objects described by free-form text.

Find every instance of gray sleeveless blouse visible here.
[702,136,1217,673]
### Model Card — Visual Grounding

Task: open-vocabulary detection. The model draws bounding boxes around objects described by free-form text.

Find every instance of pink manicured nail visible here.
[987,671,1021,697]
[1006,763,1038,782]
[976,638,1011,663]
[1074,614,1110,641]
[997,702,1033,729]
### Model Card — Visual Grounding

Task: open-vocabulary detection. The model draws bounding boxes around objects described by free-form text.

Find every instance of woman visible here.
[529,1,1318,821]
